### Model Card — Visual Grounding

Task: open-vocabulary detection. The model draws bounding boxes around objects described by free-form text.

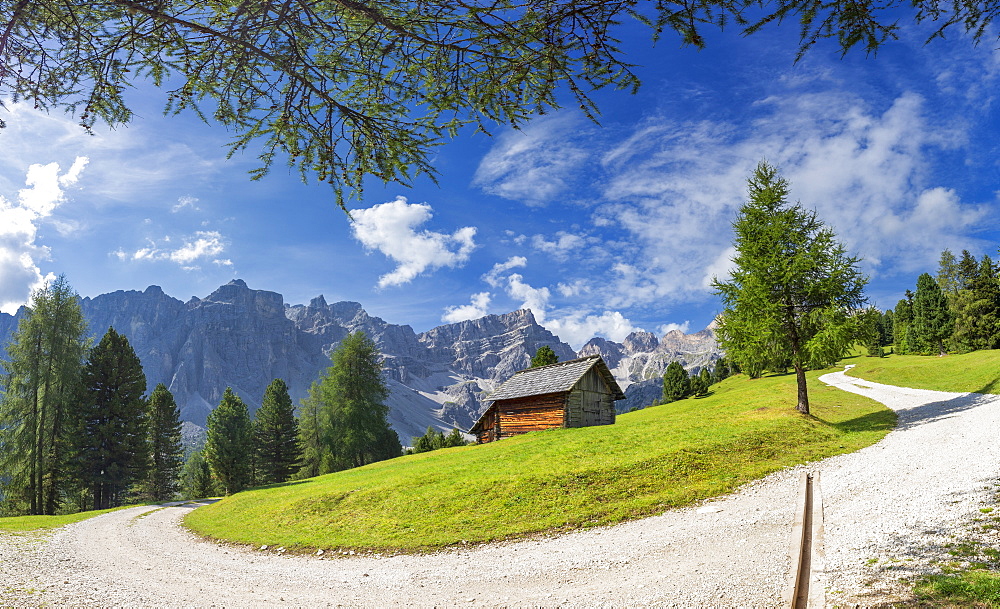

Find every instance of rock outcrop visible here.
[579,322,721,412]
[0,280,721,441]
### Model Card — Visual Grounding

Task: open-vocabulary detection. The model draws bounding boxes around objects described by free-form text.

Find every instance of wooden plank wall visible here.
[567,369,616,428]
[497,393,567,438]
[475,407,500,443]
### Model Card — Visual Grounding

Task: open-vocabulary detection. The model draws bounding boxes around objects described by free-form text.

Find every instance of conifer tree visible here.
[713,162,868,414]
[958,250,980,288]
[912,273,953,356]
[253,379,302,485]
[413,426,445,453]
[893,293,914,354]
[937,249,961,300]
[697,368,713,395]
[880,310,894,347]
[662,361,691,403]
[75,327,149,510]
[205,387,253,495]
[951,255,1000,352]
[412,426,466,453]
[295,392,324,478]
[858,307,885,357]
[713,358,731,383]
[443,428,466,448]
[142,384,183,502]
[181,449,215,499]
[0,276,88,515]
[308,332,401,472]
[530,346,559,368]
[688,375,705,398]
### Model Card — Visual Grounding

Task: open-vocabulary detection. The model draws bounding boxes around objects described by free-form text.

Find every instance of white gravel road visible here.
[3,368,999,607]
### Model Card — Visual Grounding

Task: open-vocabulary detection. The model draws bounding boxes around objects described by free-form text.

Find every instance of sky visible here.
[1,14,999,350]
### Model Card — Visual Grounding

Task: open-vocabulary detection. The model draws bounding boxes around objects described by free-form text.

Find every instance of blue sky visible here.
[1,16,999,349]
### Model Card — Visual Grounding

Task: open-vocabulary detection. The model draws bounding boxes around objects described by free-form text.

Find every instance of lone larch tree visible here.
[713,161,868,415]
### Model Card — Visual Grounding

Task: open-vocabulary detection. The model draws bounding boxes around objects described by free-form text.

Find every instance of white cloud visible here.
[480,257,551,320]
[172,196,200,212]
[593,89,987,309]
[0,158,88,313]
[484,256,527,287]
[657,321,691,336]
[544,310,641,350]
[506,273,551,321]
[473,114,590,204]
[478,253,645,349]
[116,230,229,270]
[351,197,477,288]
[531,231,589,261]
[168,232,226,264]
[442,291,492,323]
[0,103,225,203]
[556,279,589,298]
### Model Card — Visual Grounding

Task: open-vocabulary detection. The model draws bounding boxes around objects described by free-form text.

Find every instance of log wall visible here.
[474,406,500,443]
[496,393,567,439]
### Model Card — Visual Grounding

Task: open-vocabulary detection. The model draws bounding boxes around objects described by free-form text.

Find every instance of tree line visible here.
[657,357,737,406]
[0,277,182,515]
[0,277,403,516]
[866,250,1000,358]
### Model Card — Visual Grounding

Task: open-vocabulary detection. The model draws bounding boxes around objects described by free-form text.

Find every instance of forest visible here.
[0,277,404,516]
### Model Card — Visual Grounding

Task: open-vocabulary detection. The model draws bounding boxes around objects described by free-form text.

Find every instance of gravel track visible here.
[3,368,999,607]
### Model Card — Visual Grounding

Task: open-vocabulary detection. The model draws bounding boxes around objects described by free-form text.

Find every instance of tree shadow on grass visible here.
[975,376,1000,395]
[816,409,898,435]
[251,479,312,492]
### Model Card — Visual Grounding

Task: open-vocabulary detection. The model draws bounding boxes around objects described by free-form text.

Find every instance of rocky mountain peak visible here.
[578,337,625,369]
[623,331,659,354]
[0,280,723,441]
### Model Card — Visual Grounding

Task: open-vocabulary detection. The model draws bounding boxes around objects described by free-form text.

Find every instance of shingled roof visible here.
[486,355,626,403]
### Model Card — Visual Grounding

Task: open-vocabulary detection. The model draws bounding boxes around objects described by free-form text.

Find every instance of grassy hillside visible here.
[185,365,895,552]
[0,507,126,533]
[848,350,1000,394]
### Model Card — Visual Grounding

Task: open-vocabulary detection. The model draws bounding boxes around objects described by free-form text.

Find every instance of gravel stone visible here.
[1,368,996,606]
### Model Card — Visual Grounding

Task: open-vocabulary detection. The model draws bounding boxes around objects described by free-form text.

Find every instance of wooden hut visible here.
[470,355,625,444]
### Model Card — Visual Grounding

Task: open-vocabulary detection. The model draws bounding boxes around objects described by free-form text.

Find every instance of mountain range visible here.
[0,280,722,443]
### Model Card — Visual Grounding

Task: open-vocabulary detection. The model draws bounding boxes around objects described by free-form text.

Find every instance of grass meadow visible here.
[184,362,894,552]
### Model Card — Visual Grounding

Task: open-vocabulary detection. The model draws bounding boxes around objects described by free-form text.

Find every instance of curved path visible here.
[2,369,999,606]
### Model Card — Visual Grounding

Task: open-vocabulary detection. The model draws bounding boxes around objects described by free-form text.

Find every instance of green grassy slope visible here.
[185,367,895,552]
[848,349,1000,394]
[0,507,126,533]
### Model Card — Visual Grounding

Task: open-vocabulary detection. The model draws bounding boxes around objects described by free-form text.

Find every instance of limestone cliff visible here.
[0,280,720,441]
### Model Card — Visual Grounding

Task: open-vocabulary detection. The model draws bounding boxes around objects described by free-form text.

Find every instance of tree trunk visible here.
[786,306,810,415]
[794,362,810,414]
